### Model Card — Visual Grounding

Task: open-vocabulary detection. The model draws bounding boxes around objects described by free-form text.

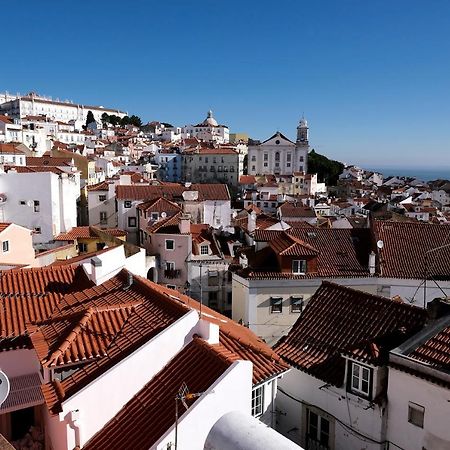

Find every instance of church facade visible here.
[247,118,309,176]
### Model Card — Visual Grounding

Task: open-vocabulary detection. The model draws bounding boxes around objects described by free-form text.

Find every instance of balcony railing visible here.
[305,435,329,450]
[164,269,181,279]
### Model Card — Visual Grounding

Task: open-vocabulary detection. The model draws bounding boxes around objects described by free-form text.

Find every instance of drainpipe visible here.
[271,380,276,428]
[67,409,82,448]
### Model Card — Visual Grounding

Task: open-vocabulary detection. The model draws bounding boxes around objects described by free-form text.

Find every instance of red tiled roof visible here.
[243,228,371,279]
[0,115,12,124]
[147,211,183,233]
[39,270,288,414]
[136,197,181,213]
[5,165,67,175]
[54,226,126,241]
[270,232,319,256]
[26,156,73,167]
[116,184,230,201]
[374,221,450,279]
[240,175,256,185]
[0,223,11,233]
[0,266,92,349]
[278,202,316,218]
[275,282,427,386]
[87,181,110,191]
[0,143,24,154]
[83,338,235,450]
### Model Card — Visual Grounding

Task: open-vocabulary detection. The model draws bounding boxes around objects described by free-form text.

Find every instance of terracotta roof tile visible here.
[83,338,234,450]
[54,226,126,241]
[270,232,319,257]
[0,143,23,154]
[136,197,181,213]
[374,221,450,279]
[87,181,110,191]
[275,282,427,386]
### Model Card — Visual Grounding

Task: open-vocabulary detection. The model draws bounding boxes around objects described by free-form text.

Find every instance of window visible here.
[34,227,41,234]
[264,162,268,167]
[100,211,107,225]
[287,153,291,162]
[2,241,9,253]
[270,296,282,313]
[275,152,280,161]
[165,239,175,250]
[291,296,303,313]
[263,153,268,161]
[408,402,424,428]
[124,200,132,208]
[300,156,304,162]
[33,200,40,212]
[128,216,137,227]
[209,291,218,308]
[99,194,107,202]
[200,244,209,255]
[166,284,176,290]
[19,200,26,205]
[251,386,264,417]
[306,409,330,449]
[292,260,307,274]
[79,243,87,252]
[251,165,256,171]
[151,212,159,221]
[350,362,371,396]
[165,261,175,270]
[251,155,256,161]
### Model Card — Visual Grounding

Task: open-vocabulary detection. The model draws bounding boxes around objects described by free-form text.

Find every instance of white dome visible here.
[299,117,308,127]
[202,110,218,127]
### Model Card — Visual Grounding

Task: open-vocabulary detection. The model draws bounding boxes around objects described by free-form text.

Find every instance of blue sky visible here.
[2,0,450,169]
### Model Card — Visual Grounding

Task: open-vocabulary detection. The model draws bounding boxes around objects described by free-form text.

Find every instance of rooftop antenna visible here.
[174,383,205,450]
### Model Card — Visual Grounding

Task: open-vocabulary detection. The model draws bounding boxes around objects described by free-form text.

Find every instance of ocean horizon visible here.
[368,167,450,182]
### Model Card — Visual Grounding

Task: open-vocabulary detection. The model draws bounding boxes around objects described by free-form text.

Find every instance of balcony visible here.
[164,269,181,279]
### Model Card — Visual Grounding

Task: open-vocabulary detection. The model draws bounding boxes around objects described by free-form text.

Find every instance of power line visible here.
[277,387,406,450]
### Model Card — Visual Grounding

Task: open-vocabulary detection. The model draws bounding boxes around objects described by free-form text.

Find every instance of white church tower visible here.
[247,117,309,176]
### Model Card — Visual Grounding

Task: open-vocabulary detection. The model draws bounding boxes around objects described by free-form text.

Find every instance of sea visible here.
[368,167,450,182]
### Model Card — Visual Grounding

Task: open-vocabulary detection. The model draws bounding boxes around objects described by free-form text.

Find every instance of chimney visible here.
[247,212,257,233]
[125,272,133,289]
[90,257,102,285]
[239,254,248,268]
[427,297,450,321]
[180,214,191,234]
[369,251,376,276]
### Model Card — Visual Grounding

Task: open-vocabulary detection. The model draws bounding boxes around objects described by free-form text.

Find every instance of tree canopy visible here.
[86,110,96,127]
[100,113,142,128]
[308,149,344,186]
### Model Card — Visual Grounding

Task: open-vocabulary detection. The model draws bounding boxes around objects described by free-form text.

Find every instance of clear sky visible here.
[2,0,450,169]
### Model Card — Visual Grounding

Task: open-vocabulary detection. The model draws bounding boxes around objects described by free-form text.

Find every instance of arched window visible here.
[275,152,280,161]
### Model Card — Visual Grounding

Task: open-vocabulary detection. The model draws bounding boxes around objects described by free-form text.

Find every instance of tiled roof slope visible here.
[40,271,288,413]
[275,282,427,386]
[83,338,235,450]
[136,196,182,213]
[408,323,450,371]
[242,228,371,279]
[54,226,126,241]
[374,221,450,279]
[270,232,319,256]
[116,183,230,201]
[0,266,92,349]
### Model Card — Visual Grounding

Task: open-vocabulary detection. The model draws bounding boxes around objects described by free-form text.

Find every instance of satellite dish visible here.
[377,240,384,250]
[161,212,167,219]
[0,371,10,406]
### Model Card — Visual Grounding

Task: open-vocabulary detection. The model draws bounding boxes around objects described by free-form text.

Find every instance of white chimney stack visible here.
[369,251,376,276]
[248,212,257,233]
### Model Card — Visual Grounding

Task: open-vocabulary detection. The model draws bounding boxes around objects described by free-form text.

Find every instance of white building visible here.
[248,118,309,176]
[182,110,230,144]
[0,168,80,244]
[275,282,427,450]
[0,257,294,450]
[0,92,126,124]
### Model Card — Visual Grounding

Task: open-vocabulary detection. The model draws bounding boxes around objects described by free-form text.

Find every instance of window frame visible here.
[306,408,331,449]
[2,240,9,253]
[408,402,425,428]
[128,216,137,227]
[348,361,372,398]
[292,259,307,274]
[200,244,209,255]
[290,296,303,313]
[98,194,107,202]
[251,385,264,417]
[124,200,132,208]
[165,239,175,251]
[270,296,283,314]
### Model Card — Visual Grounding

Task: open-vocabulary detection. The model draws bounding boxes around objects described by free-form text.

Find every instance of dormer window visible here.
[348,361,372,398]
[151,212,159,221]
[200,244,209,255]
[292,260,306,274]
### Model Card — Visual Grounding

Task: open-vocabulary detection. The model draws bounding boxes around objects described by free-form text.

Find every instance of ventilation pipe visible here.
[369,251,376,276]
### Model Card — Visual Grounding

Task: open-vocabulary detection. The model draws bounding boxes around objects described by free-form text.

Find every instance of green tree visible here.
[129,115,142,127]
[108,115,121,126]
[308,149,344,186]
[120,116,131,127]
[101,112,110,126]
[86,110,96,128]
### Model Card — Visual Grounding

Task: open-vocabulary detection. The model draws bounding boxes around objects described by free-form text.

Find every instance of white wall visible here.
[153,360,253,450]
[387,367,450,450]
[49,310,200,450]
[277,368,386,450]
